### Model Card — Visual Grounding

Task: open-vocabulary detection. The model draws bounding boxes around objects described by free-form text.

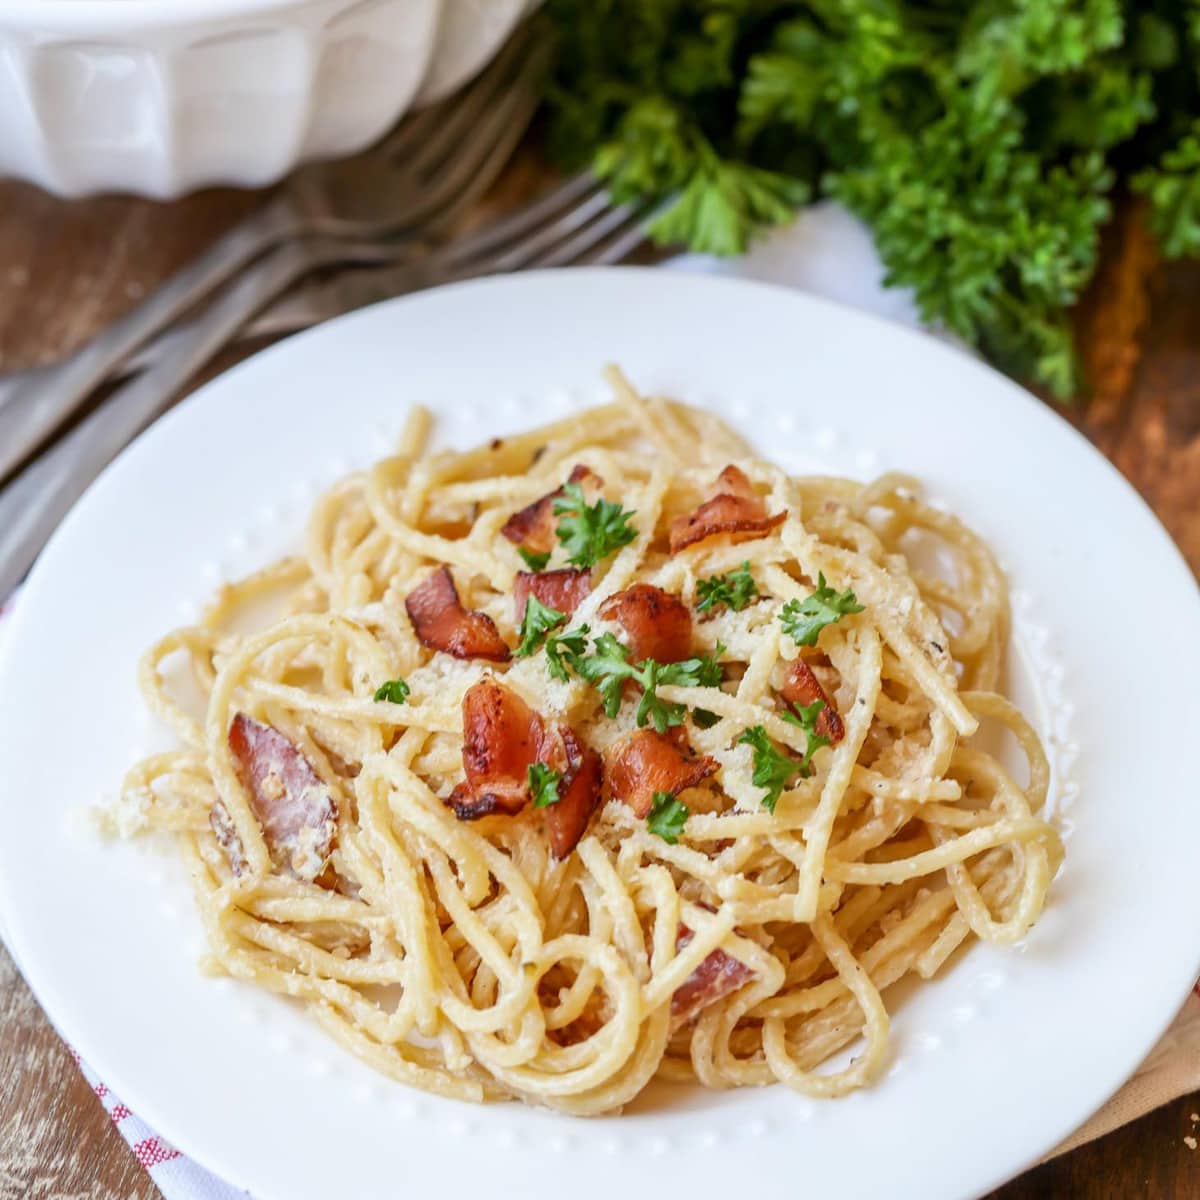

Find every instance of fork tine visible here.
[443,173,604,265]
[456,189,628,276]
[423,85,544,233]
[571,215,652,267]
[414,40,550,210]
[400,24,538,179]
[524,203,647,270]
[373,21,534,166]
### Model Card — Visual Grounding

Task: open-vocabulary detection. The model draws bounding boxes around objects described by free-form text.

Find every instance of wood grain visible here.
[0,173,1196,1200]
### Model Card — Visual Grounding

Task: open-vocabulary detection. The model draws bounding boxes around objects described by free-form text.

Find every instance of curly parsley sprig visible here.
[738,701,829,815]
[695,562,759,614]
[737,726,800,814]
[780,699,832,776]
[779,573,864,648]
[518,547,551,572]
[516,595,567,658]
[528,762,564,808]
[373,678,410,704]
[552,481,638,568]
[647,791,689,843]
[550,630,725,733]
[543,624,591,683]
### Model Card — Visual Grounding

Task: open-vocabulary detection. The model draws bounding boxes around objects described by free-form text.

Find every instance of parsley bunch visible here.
[542,0,1200,397]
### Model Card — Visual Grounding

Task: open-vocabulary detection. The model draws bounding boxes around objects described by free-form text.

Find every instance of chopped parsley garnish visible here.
[518,547,551,572]
[779,573,864,647]
[373,678,410,704]
[738,725,804,814]
[543,623,591,682]
[695,562,759,614]
[779,699,832,775]
[528,762,563,808]
[516,595,567,658]
[647,791,689,843]
[692,708,721,729]
[569,634,725,733]
[552,481,638,568]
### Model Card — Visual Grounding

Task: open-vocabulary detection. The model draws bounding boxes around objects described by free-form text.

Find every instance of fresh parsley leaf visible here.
[1135,120,1200,259]
[692,707,721,729]
[373,678,410,704]
[738,725,801,815]
[518,547,552,572]
[657,643,726,690]
[779,574,864,648]
[779,699,832,775]
[572,632,636,718]
[543,623,591,683]
[633,658,688,733]
[564,634,724,731]
[516,595,566,658]
[647,790,689,844]
[552,481,638,568]
[695,562,759,614]
[528,762,563,808]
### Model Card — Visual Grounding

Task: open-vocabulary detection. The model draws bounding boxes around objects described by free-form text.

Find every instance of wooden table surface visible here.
[0,170,1197,1200]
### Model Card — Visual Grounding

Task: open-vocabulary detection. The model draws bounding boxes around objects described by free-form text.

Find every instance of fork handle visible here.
[0,237,362,599]
[0,195,299,486]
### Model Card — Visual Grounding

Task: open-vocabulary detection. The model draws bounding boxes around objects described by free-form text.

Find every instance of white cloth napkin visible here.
[1,204,1196,1197]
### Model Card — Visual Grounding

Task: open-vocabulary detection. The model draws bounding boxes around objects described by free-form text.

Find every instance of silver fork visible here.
[0,179,649,599]
[136,174,638,354]
[0,24,546,485]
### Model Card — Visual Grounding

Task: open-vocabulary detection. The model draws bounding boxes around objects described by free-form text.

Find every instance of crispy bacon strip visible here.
[405,565,510,662]
[513,568,592,619]
[540,724,604,859]
[214,713,337,881]
[779,659,845,744]
[607,729,717,818]
[668,464,786,554]
[450,677,543,819]
[671,924,754,1027]
[500,464,600,555]
[598,583,692,664]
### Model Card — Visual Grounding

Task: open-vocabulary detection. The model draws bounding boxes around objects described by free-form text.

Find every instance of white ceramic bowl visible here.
[0,0,535,198]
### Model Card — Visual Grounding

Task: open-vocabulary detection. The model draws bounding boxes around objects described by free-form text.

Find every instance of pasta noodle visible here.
[111,366,1062,1113]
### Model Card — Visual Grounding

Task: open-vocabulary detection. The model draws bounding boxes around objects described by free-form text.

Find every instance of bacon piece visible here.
[452,677,543,818]
[671,924,754,1027]
[598,583,692,664]
[500,464,600,555]
[540,725,604,859]
[405,565,510,662]
[779,659,845,744]
[513,568,592,619]
[215,713,337,881]
[607,729,717,818]
[668,464,786,554]
[448,679,602,853]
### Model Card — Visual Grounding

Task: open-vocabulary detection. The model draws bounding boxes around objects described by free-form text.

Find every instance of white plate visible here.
[1,270,1197,1200]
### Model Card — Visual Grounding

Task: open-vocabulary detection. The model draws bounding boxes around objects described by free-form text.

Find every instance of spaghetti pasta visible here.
[113,366,1062,1113]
